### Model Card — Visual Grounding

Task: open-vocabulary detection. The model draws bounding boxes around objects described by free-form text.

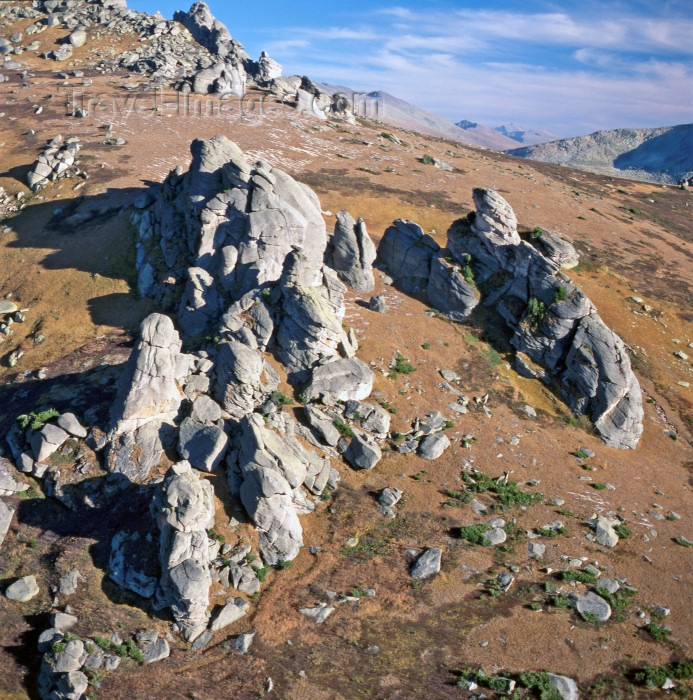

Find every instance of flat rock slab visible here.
[210,598,249,631]
[576,591,612,622]
[5,575,39,601]
[0,301,18,315]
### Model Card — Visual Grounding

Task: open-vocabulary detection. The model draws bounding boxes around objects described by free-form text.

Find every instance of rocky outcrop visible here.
[110,314,184,435]
[426,254,479,321]
[133,135,327,333]
[231,415,311,565]
[26,136,81,191]
[376,188,643,448]
[153,461,215,640]
[105,314,186,481]
[328,210,377,292]
[173,1,245,62]
[446,189,643,448]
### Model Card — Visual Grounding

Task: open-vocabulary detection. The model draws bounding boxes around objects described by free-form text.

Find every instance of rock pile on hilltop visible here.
[120,136,384,570]
[378,188,644,449]
[0,0,355,121]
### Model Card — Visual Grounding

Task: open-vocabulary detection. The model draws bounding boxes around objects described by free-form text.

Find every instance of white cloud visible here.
[263,3,693,135]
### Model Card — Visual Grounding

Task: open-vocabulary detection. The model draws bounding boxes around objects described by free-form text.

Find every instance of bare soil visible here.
[1,21,692,700]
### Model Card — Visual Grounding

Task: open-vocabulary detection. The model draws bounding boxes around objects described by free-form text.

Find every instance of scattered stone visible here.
[143,637,170,663]
[232,632,255,653]
[417,433,450,460]
[5,575,39,601]
[528,542,545,559]
[379,487,403,507]
[547,673,580,700]
[299,604,334,625]
[368,294,388,314]
[576,591,611,622]
[411,548,442,580]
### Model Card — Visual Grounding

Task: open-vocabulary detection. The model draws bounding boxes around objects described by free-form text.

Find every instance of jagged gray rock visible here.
[178,417,228,472]
[445,188,643,449]
[329,210,376,292]
[109,314,184,435]
[153,461,215,641]
[377,219,440,293]
[210,597,249,630]
[344,432,382,470]
[547,674,579,700]
[411,548,442,579]
[30,423,70,463]
[106,314,186,481]
[417,433,451,460]
[427,253,479,321]
[213,340,278,418]
[231,414,308,565]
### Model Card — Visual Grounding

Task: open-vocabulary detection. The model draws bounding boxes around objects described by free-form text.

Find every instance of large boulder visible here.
[377,219,440,293]
[303,358,375,406]
[426,253,479,321]
[232,415,311,565]
[109,314,184,435]
[153,461,215,641]
[328,210,376,292]
[213,340,279,418]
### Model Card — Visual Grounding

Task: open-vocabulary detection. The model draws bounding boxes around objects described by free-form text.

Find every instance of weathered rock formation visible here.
[153,461,215,640]
[105,313,186,482]
[328,210,377,292]
[378,188,643,448]
[26,135,81,191]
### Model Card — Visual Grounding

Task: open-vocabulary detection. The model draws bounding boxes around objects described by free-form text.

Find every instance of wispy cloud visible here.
[251,3,693,135]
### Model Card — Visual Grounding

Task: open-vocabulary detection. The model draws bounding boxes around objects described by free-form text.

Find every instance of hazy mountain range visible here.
[506,123,693,184]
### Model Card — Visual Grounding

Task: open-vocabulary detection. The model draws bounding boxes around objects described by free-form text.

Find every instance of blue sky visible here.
[131,0,693,136]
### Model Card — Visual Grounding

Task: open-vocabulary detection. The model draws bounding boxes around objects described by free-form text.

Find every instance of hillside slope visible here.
[507,123,693,183]
[318,85,519,149]
[1,2,693,700]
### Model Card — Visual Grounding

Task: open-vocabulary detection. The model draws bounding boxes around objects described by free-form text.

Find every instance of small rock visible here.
[144,637,170,663]
[528,542,545,559]
[379,487,403,507]
[5,575,39,601]
[576,591,612,622]
[547,673,580,700]
[232,632,255,653]
[299,605,334,625]
[368,295,388,313]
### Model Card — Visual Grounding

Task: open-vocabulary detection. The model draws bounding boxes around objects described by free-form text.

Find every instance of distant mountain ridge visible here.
[315,84,520,150]
[505,123,693,184]
[454,120,559,146]
[493,123,561,146]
